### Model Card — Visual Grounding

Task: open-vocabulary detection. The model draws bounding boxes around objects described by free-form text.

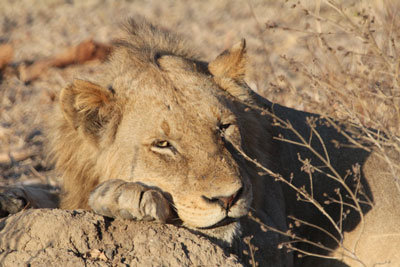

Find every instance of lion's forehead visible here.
[122,76,234,128]
[111,53,230,116]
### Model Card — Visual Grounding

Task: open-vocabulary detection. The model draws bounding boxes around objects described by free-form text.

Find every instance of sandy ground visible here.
[0,0,398,266]
[0,209,243,266]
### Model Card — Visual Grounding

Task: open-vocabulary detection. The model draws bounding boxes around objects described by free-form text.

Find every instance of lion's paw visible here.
[88,179,171,223]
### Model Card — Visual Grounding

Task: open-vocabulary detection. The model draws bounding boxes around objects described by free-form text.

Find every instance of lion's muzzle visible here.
[202,186,243,211]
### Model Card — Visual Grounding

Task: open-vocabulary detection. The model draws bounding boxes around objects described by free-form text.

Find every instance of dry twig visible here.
[0,149,36,165]
[19,39,112,83]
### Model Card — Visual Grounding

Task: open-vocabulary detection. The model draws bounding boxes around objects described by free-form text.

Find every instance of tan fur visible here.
[47,19,399,267]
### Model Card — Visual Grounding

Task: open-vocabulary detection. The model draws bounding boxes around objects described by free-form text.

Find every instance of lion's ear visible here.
[60,79,120,144]
[208,39,247,81]
[209,40,255,103]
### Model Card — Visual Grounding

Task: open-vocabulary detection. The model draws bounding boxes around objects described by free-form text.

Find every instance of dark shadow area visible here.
[250,92,374,266]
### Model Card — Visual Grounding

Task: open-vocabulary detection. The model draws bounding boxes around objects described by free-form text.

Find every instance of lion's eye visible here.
[218,123,232,134]
[151,140,176,156]
[219,123,231,131]
[218,122,238,143]
[154,140,171,148]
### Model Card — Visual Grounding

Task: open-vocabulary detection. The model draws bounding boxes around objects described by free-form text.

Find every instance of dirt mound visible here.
[0,209,243,266]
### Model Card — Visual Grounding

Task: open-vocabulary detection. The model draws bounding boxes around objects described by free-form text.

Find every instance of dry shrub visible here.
[286,0,400,192]
[242,0,400,265]
[260,0,400,194]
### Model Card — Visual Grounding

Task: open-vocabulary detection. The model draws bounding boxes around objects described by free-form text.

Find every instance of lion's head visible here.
[52,20,279,243]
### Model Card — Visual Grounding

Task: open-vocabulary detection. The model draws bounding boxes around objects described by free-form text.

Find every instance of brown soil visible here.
[0,209,242,267]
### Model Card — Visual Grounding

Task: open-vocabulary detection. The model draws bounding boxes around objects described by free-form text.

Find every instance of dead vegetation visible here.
[240,1,400,266]
[18,39,111,83]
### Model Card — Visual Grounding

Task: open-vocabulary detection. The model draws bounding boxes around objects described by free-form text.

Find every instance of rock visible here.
[0,209,243,267]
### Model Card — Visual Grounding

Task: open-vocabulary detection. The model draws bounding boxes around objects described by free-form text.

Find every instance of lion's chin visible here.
[197,217,238,230]
[192,220,241,244]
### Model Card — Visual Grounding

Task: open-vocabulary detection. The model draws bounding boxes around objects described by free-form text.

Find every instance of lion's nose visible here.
[202,186,243,211]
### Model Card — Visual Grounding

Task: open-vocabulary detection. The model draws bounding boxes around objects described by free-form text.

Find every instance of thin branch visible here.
[0,149,36,165]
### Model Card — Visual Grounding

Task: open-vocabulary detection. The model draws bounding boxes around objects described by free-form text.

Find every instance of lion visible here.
[0,19,399,267]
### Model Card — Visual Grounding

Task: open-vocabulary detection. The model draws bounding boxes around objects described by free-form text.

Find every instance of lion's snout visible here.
[202,186,243,211]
